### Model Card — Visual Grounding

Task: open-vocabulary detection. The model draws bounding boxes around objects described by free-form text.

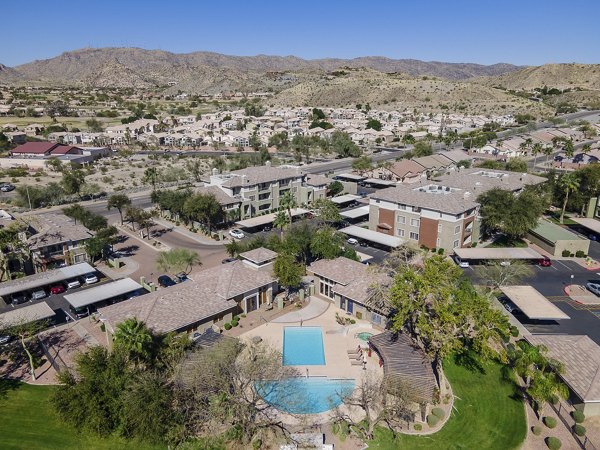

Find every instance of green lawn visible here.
[368,357,527,450]
[0,380,165,450]
[487,236,528,248]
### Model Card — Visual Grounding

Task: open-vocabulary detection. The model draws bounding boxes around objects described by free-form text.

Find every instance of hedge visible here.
[426,414,439,427]
[571,410,585,423]
[546,437,561,450]
[431,408,445,419]
[543,416,557,428]
[532,425,542,436]
[573,424,586,437]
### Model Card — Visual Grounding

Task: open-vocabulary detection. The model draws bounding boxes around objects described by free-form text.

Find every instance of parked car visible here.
[158,275,176,288]
[221,257,237,264]
[66,279,81,289]
[0,335,12,345]
[175,272,188,283]
[229,229,245,239]
[50,284,66,295]
[587,282,600,296]
[31,289,47,300]
[347,238,359,245]
[538,257,552,267]
[70,305,92,319]
[11,293,28,306]
[262,225,272,232]
[499,297,522,315]
[0,183,15,192]
[83,273,98,284]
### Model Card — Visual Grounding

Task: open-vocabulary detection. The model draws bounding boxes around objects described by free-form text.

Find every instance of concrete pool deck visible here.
[271,296,330,323]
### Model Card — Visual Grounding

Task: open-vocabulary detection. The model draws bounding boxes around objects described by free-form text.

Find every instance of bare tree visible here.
[1,317,48,381]
[333,371,417,440]
[474,260,535,289]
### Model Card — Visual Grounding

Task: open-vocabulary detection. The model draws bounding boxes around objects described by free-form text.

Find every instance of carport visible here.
[331,194,361,205]
[0,262,95,302]
[0,301,55,328]
[64,278,143,310]
[453,247,543,261]
[339,225,403,248]
[362,178,397,188]
[500,285,570,320]
[333,173,366,183]
[235,208,309,229]
[572,217,600,236]
[340,205,370,220]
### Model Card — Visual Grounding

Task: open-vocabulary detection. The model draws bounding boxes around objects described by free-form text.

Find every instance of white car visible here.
[347,238,358,245]
[66,279,81,289]
[83,273,98,284]
[587,282,600,296]
[229,229,245,239]
[454,256,469,268]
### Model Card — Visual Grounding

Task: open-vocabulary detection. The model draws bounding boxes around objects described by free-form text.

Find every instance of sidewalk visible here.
[152,217,225,247]
[564,284,600,305]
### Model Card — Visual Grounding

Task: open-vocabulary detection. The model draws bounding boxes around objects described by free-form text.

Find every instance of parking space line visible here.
[555,260,573,271]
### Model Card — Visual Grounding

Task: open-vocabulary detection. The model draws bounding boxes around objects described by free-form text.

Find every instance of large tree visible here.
[0,222,30,281]
[1,318,48,381]
[61,169,86,196]
[558,173,580,224]
[273,253,303,295]
[113,318,154,366]
[351,155,373,176]
[156,248,202,275]
[107,194,132,225]
[330,131,361,158]
[312,198,342,225]
[279,190,297,224]
[474,260,535,289]
[183,193,223,233]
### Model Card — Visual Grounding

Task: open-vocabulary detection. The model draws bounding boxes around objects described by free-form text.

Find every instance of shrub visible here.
[437,248,445,255]
[431,248,436,253]
[570,253,575,257]
[510,326,519,337]
[413,423,422,431]
[432,407,445,419]
[546,437,561,450]
[241,314,247,318]
[572,410,585,423]
[550,394,560,405]
[426,414,439,427]
[532,425,542,436]
[224,323,232,330]
[100,323,106,332]
[543,416,557,428]
[575,250,585,258]
[562,249,571,257]
[350,319,356,324]
[573,424,586,437]
[232,320,239,327]
[252,438,262,450]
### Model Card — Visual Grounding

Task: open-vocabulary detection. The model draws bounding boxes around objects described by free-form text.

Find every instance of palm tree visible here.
[582,143,592,155]
[273,211,290,240]
[531,142,543,170]
[558,173,580,224]
[563,139,575,159]
[543,145,553,166]
[279,190,297,224]
[107,194,131,225]
[511,341,547,388]
[113,318,153,364]
[156,248,202,275]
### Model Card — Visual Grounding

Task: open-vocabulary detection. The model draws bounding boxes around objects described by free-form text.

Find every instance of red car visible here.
[538,257,552,267]
[50,284,66,295]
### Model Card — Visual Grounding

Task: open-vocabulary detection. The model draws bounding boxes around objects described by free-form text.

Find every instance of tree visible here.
[402,134,416,145]
[558,173,580,223]
[63,203,88,225]
[0,222,30,281]
[351,155,373,176]
[183,193,223,233]
[86,118,104,132]
[311,108,326,120]
[2,319,48,381]
[107,194,132,225]
[366,118,382,131]
[531,142,543,170]
[46,157,64,173]
[143,167,159,190]
[61,170,86,196]
[478,186,549,241]
[156,248,202,275]
[474,261,535,289]
[310,227,347,260]
[279,190,297,224]
[268,131,289,150]
[563,139,575,159]
[249,130,261,151]
[273,253,303,295]
[505,158,528,173]
[113,318,154,365]
[389,255,509,394]
[413,141,433,157]
[312,198,342,225]
[527,371,568,418]
[328,180,344,196]
[184,159,203,182]
[272,211,290,240]
[125,206,143,231]
[330,131,361,158]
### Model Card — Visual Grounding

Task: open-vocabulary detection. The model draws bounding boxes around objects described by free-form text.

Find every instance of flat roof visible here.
[454,247,542,260]
[530,219,586,243]
[331,194,361,204]
[354,251,374,263]
[0,302,55,328]
[363,178,397,186]
[0,263,95,298]
[235,208,309,228]
[334,173,366,181]
[65,278,142,308]
[572,218,600,235]
[339,225,403,248]
[500,286,570,320]
[340,205,370,219]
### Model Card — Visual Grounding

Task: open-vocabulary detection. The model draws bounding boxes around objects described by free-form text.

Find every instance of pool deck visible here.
[271,296,330,323]
[240,301,385,424]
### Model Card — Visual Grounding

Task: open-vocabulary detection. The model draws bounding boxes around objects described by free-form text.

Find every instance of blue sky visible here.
[1,0,599,67]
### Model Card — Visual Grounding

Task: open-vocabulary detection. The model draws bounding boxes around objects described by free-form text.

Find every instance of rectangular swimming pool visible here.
[283,326,325,366]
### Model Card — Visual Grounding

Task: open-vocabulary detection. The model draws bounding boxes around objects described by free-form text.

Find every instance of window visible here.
[397,229,405,237]
[249,195,255,201]
[453,239,459,248]
[438,223,442,232]
[454,225,461,234]
[436,237,441,246]
[319,277,335,299]
[409,232,419,240]
[397,215,406,224]
[398,204,406,210]
[410,218,420,227]
[371,312,383,325]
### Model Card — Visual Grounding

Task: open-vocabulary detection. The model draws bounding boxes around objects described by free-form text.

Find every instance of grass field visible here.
[368,357,527,450]
[0,379,165,450]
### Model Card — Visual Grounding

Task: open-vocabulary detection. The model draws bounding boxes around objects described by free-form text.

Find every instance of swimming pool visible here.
[257,377,355,414]
[357,332,373,342]
[283,326,325,366]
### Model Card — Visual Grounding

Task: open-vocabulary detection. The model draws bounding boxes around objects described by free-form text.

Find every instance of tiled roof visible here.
[240,247,278,264]
[195,185,240,206]
[526,335,600,402]
[11,142,60,154]
[305,174,331,187]
[388,160,426,178]
[433,168,546,192]
[371,185,479,215]
[99,260,275,334]
[26,213,93,249]
[308,257,362,285]
[221,166,304,188]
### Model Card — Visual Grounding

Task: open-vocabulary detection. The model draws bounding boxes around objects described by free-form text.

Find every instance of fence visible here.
[551,401,598,450]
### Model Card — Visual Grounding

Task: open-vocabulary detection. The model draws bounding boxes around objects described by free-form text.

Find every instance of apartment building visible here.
[368,168,545,251]
[207,162,326,219]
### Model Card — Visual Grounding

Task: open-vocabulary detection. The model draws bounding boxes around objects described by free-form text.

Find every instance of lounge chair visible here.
[348,352,363,360]
[347,347,361,355]
[351,359,364,366]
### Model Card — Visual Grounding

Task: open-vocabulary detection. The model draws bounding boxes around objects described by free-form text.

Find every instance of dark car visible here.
[222,257,237,264]
[158,275,176,288]
[11,293,28,306]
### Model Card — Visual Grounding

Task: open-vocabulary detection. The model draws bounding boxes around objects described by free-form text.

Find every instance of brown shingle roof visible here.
[26,213,93,249]
[195,185,240,206]
[305,174,331,187]
[240,247,278,264]
[371,185,479,215]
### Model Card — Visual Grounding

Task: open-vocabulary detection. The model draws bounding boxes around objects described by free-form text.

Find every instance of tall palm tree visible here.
[543,145,554,166]
[273,211,290,240]
[511,341,547,388]
[156,248,202,275]
[531,142,543,170]
[113,318,153,364]
[558,173,580,224]
[563,139,575,159]
[279,190,297,224]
